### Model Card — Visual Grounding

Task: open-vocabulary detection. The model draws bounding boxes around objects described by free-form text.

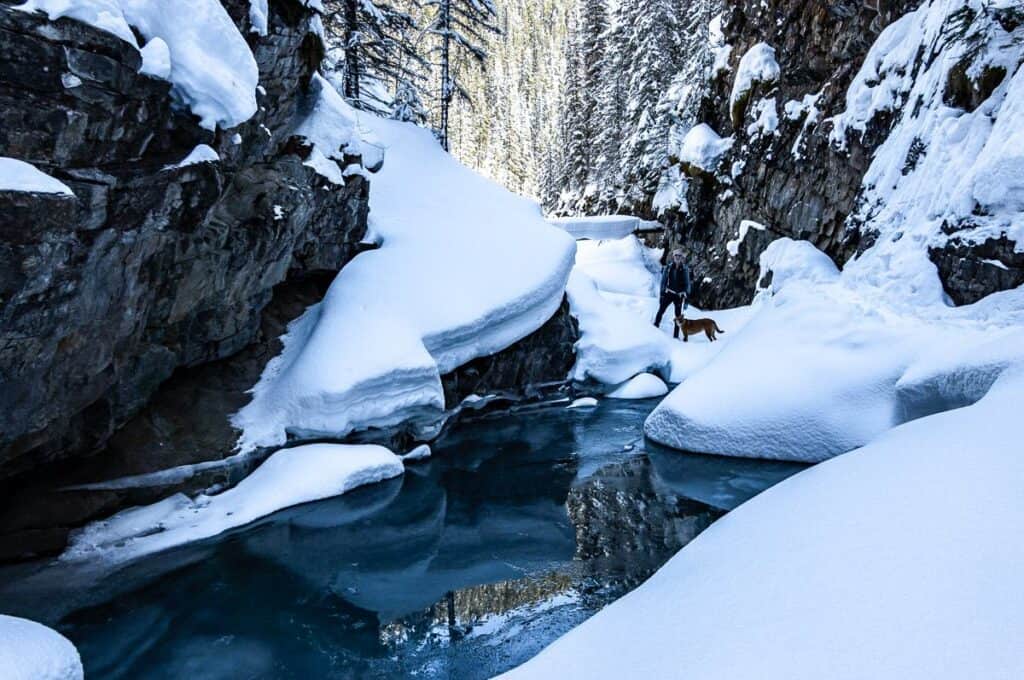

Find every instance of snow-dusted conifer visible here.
[323,0,426,114]
[426,0,501,150]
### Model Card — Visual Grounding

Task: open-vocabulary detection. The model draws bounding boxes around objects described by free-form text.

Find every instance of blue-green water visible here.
[0,399,805,678]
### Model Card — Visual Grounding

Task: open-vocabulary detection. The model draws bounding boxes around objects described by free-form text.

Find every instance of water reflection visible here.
[0,399,806,679]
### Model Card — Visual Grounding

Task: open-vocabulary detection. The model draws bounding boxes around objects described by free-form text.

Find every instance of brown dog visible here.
[674,315,726,342]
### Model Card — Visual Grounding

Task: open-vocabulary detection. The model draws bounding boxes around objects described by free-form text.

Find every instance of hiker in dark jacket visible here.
[654,249,692,339]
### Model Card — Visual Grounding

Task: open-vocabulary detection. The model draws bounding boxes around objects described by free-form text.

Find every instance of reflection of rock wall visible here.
[568,457,722,565]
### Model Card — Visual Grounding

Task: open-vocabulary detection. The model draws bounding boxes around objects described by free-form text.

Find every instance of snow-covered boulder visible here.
[730,42,780,125]
[756,236,839,293]
[503,368,1024,680]
[0,615,83,680]
[676,123,733,175]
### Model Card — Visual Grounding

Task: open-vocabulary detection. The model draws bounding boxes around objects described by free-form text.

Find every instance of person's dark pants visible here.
[654,292,684,338]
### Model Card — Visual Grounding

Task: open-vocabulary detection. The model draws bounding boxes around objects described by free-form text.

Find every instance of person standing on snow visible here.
[654,248,692,339]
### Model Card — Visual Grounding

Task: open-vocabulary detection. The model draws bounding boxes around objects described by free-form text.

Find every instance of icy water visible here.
[0,399,805,679]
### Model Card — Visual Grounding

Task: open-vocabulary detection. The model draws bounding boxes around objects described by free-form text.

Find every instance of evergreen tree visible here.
[615,0,688,212]
[426,0,501,150]
[391,77,429,124]
[323,0,426,113]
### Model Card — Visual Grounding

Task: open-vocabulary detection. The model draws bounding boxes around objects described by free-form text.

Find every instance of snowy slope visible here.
[503,369,1024,680]
[0,615,82,680]
[234,106,575,450]
[830,0,1024,305]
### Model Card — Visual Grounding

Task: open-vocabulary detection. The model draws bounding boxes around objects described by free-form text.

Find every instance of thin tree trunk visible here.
[344,0,361,102]
[440,0,451,151]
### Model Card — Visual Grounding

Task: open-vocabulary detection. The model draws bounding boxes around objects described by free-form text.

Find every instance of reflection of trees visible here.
[567,456,722,584]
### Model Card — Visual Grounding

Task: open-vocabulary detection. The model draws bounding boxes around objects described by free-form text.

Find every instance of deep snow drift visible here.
[504,368,1024,680]
[61,444,404,565]
[234,102,575,450]
[0,615,83,680]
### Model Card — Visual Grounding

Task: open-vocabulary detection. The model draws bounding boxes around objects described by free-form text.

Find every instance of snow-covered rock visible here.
[725,219,766,258]
[16,0,259,129]
[730,42,780,117]
[62,443,404,564]
[138,36,170,79]
[503,368,1024,680]
[0,615,83,680]
[0,157,73,195]
[249,0,269,36]
[233,108,575,451]
[677,123,733,174]
[606,373,668,399]
[162,143,219,170]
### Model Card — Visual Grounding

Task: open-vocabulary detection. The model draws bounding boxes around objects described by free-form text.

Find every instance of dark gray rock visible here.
[442,297,579,407]
[930,236,1024,306]
[0,2,369,479]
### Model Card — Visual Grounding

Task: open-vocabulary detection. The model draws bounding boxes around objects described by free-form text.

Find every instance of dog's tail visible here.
[714,322,725,333]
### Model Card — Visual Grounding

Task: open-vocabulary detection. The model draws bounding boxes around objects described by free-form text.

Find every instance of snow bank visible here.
[677,123,733,173]
[645,236,1024,461]
[0,157,73,195]
[730,42,780,111]
[504,369,1024,680]
[547,215,642,240]
[0,615,83,680]
[17,0,259,130]
[566,268,672,385]
[606,373,668,399]
[62,444,403,564]
[234,105,575,450]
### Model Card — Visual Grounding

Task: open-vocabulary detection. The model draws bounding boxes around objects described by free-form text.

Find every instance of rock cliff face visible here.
[0,0,370,479]
[663,0,1022,308]
[663,0,916,307]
